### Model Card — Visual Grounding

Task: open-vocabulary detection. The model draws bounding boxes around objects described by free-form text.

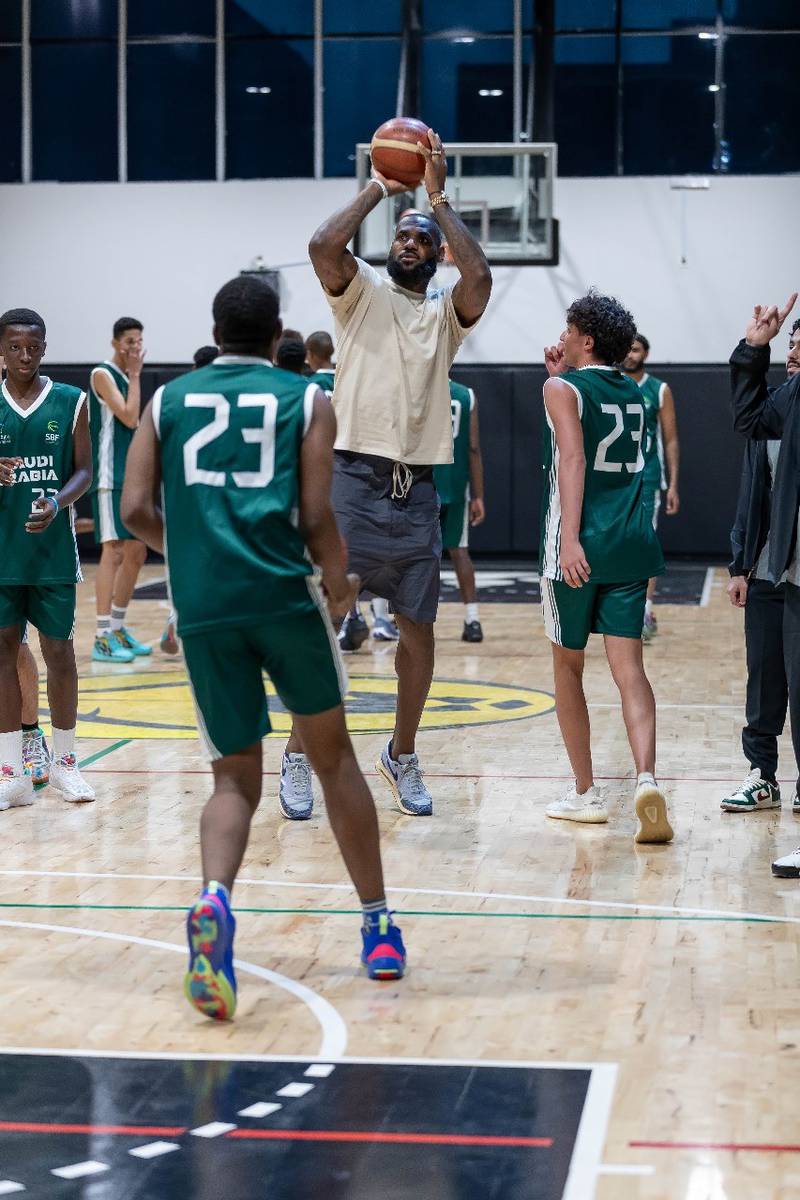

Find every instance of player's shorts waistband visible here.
[334,450,434,484]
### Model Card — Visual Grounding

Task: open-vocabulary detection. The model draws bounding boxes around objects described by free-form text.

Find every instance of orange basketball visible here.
[370,117,431,189]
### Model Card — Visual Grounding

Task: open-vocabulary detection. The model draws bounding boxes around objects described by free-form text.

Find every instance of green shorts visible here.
[440,490,469,551]
[0,584,76,640]
[642,487,662,531]
[541,577,647,650]
[91,489,134,544]
[182,609,348,760]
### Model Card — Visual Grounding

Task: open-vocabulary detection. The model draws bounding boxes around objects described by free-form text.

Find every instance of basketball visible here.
[370,117,431,189]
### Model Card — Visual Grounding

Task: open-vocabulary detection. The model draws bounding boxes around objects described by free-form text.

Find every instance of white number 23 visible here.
[183,393,278,488]
[593,403,644,474]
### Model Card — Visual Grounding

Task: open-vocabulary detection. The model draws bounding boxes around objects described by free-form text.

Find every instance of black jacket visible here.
[730,340,800,584]
[728,439,773,577]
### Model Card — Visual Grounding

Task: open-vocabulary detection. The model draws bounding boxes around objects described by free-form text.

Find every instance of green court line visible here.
[0,902,784,924]
[78,740,132,770]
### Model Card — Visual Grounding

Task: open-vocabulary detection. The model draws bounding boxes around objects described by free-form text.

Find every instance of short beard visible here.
[386,254,438,289]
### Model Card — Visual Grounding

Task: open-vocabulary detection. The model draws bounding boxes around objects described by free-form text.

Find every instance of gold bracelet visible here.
[429,191,449,209]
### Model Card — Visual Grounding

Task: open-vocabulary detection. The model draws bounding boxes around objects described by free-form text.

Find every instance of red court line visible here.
[631,1140,800,1154]
[0,1121,187,1136]
[227,1129,552,1148]
[81,768,781,784]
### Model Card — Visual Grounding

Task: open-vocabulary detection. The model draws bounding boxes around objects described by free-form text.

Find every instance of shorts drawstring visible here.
[391,462,414,501]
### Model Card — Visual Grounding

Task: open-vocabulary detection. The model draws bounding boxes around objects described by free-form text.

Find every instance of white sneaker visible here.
[772,846,800,878]
[634,773,673,844]
[49,753,96,803]
[0,764,34,810]
[721,769,781,812]
[279,752,314,820]
[546,785,608,823]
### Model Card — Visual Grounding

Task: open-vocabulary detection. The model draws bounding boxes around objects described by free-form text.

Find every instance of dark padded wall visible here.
[48,361,787,560]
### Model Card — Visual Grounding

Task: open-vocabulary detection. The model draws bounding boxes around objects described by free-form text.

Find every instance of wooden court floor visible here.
[2,564,799,1199]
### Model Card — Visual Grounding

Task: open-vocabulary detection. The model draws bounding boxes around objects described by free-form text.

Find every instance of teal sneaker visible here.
[92,634,134,663]
[116,627,152,657]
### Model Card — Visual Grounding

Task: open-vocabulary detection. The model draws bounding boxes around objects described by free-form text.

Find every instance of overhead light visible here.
[246,85,272,94]
[478,88,504,97]
[707,83,721,92]
[453,36,476,44]
[698,31,718,40]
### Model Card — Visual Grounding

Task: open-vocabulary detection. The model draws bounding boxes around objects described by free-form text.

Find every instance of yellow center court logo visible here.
[67,671,554,739]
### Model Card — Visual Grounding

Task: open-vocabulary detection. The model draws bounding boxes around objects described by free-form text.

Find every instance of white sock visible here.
[637,771,656,787]
[645,599,654,618]
[97,614,111,638]
[0,731,23,774]
[111,605,127,632]
[372,598,390,620]
[53,727,76,762]
[465,603,479,624]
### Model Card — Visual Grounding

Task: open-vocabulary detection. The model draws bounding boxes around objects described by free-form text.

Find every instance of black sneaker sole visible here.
[772,863,800,878]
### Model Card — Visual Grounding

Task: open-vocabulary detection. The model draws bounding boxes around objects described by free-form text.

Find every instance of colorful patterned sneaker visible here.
[361,912,407,980]
[184,883,237,1020]
[92,634,134,663]
[546,784,608,824]
[116,627,152,657]
[721,770,781,813]
[0,764,34,810]
[372,616,400,642]
[376,742,433,816]
[772,846,800,878]
[642,611,657,643]
[279,751,314,820]
[49,754,96,803]
[634,774,674,844]
[23,728,50,788]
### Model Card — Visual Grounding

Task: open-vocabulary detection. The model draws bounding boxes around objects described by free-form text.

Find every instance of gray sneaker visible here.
[279,752,314,820]
[376,741,433,816]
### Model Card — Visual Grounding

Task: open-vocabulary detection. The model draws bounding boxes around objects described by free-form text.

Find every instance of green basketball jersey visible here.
[637,373,667,492]
[0,379,84,585]
[308,369,335,398]
[540,366,664,584]
[88,360,134,493]
[155,355,320,637]
[434,381,473,505]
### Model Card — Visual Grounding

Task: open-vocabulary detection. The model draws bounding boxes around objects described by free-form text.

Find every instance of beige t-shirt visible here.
[325,258,474,466]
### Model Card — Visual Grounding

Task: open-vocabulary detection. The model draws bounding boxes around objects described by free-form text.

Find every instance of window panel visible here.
[423,0,514,34]
[0,48,21,181]
[324,0,402,34]
[324,39,401,177]
[32,42,116,180]
[725,33,800,172]
[127,43,215,181]
[226,39,313,178]
[623,1,717,29]
[621,35,715,174]
[422,37,516,143]
[557,0,616,31]
[227,1,313,37]
[554,35,616,175]
[0,2,21,40]
[723,1,800,28]
[31,0,116,39]
[127,0,215,38]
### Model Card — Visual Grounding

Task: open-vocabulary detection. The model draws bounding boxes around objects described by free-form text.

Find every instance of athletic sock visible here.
[97,615,112,639]
[362,897,389,929]
[465,602,480,624]
[372,598,390,620]
[205,880,231,907]
[52,727,76,762]
[645,599,654,618]
[0,731,23,774]
[111,605,127,632]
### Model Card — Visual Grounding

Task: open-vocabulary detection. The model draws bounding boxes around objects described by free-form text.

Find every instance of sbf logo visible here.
[46,419,60,444]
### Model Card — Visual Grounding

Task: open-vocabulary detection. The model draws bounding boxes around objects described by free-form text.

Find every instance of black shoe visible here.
[338,613,369,653]
[462,620,483,643]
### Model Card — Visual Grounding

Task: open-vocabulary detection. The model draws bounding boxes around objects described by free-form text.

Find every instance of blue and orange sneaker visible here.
[184,882,237,1020]
[361,912,406,981]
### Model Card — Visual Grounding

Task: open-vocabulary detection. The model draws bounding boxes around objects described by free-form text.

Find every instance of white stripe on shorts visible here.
[306,575,349,702]
[97,489,119,543]
[541,577,562,646]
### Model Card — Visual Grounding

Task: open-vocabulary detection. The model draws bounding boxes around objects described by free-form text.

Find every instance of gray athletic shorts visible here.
[332,452,441,625]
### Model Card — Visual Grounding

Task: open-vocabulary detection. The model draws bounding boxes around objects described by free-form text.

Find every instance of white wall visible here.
[0,174,797,364]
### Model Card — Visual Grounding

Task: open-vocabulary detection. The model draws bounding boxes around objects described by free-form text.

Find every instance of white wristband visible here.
[369,177,389,201]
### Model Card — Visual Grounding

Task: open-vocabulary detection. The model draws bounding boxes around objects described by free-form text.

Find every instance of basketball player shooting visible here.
[279,127,492,821]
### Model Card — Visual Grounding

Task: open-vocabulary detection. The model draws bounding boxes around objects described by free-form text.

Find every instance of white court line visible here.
[238,1102,282,1118]
[563,1063,617,1200]
[276,1082,314,1099]
[589,703,743,711]
[1,869,797,927]
[128,1142,180,1160]
[598,1164,655,1176]
[700,566,715,607]
[190,1122,236,1138]
[0,919,347,1059]
[51,1161,108,1180]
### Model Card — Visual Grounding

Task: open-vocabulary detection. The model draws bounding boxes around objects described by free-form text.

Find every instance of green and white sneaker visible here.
[721,769,781,813]
[92,634,134,663]
[115,627,152,657]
